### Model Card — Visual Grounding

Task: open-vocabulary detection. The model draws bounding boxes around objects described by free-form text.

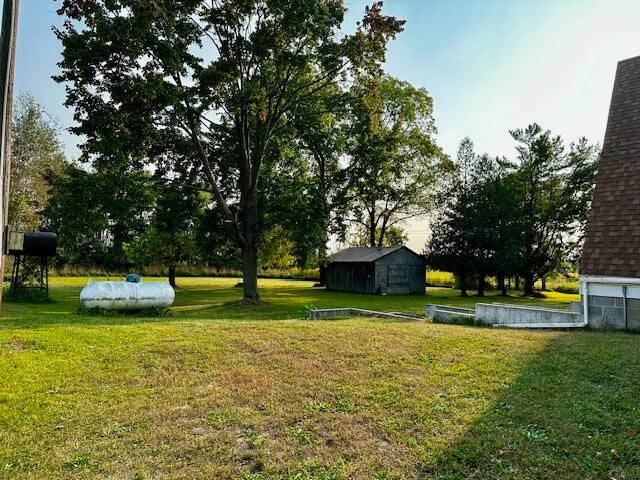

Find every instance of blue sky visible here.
[14,0,640,248]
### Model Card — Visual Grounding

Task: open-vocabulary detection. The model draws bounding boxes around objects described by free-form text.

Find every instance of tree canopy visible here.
[55,0,405,301]
[427,127,598,297]
[8,94,66,231]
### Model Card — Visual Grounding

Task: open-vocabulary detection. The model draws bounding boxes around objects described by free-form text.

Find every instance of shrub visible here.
[551,281,579,294]
[427,271,455,288]
[76,306,172,317]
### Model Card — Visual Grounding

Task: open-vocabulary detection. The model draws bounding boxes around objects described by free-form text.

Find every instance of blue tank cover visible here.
[126,274,141,283]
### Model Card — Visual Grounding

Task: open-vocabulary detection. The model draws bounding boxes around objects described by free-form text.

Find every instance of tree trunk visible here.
[523,272,535,296]
[459,271,468,297]
[515,276,520,291]
[498,274,507,296]
[168,264,176,289]
[316,155,330,287]
[477,275,485,297]
[242,243,259,301]
[369,209,376,248]
[377,214,389,247]
[541,277,547,291]
[241,193,260,302]
[318,242,328,287]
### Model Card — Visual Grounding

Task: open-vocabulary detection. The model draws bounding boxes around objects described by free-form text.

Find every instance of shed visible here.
[326,246,426,295]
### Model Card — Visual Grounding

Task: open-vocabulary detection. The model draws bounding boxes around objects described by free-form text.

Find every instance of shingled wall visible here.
[581,55,640,277]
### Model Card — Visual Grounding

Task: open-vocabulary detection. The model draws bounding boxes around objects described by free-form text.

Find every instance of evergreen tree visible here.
[511,124,598,296]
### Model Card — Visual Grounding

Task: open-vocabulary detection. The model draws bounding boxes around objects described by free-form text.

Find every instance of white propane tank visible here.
[80,280,175,311]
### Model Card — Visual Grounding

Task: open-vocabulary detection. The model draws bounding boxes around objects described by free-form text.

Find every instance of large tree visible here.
[425,137,476,296]
[511,124,598,296]
[8,94,66,231]
[427,139,521,297]
[56,0,404,301]
[127,181,204,288]
[463,154,521,296]
[346,74,446,247]
[44,164,154,269]
[291,83,349,266]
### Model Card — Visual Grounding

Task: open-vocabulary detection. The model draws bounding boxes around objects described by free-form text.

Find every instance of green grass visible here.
[3,276,578,328]
[2,277,639,479]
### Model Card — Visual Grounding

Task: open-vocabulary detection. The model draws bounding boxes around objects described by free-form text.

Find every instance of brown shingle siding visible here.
[582,55,640,277]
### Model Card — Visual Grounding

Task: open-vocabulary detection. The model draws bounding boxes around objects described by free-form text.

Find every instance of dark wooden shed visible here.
[326,246,427,295]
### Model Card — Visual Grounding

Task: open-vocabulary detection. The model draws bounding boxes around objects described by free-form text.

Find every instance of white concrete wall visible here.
[425,304,475,320]
[476,303,583,327]
[309,308,421,321]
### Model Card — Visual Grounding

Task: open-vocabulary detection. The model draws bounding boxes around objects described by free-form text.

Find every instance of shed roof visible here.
[582,55,640,277]
[329,246,422,263]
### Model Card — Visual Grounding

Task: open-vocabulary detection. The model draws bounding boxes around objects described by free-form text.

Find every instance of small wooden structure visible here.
[5,229,57,296]
[326,246,426,295]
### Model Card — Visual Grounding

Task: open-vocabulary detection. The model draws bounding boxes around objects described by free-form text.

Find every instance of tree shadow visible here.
[0,279,575,330]
[419,331,640,479]
[0,282,429,329]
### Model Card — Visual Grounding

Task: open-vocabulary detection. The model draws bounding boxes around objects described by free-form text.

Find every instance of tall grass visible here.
[50,264,321,281]
[536,274,580,294]
[426,270,580,294]
[427,270,455,288]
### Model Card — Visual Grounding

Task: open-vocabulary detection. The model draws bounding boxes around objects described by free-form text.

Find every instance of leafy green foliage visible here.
[259,225,297,271]
[55,0,405,301]
[43,165,154,269]
[350,225,408,247]
[428,128,598,297]
[511,124,599,294]
[8,94,66,231]
[3,288,53,304]
[126,180,205,287]
[346,74,449,247]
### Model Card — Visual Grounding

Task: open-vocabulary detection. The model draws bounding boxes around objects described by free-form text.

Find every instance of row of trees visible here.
[10,2,451,294]
[8,89,435,288]
[52,0,453,301]
[427,127,598,296]
[10,2,598,299]
[16,96,595,297]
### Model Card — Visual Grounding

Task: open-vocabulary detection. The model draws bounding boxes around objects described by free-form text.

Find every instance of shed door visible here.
[387,264,410,294]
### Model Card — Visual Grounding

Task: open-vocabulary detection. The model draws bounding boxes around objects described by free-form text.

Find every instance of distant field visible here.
[3,278,638,479]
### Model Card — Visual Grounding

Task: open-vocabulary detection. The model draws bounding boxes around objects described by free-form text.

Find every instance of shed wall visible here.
[326,247,426,295]
[375,249,426,294]
[326,262,376,294]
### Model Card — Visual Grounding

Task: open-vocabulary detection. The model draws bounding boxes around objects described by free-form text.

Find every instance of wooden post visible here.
[0,0,19,304]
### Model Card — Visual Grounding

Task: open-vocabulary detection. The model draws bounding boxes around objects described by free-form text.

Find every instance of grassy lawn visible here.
[2,278,639,479]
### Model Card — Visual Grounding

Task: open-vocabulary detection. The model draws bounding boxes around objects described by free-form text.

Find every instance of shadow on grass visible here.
[0,279,576,330]
[420,331,640,479]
